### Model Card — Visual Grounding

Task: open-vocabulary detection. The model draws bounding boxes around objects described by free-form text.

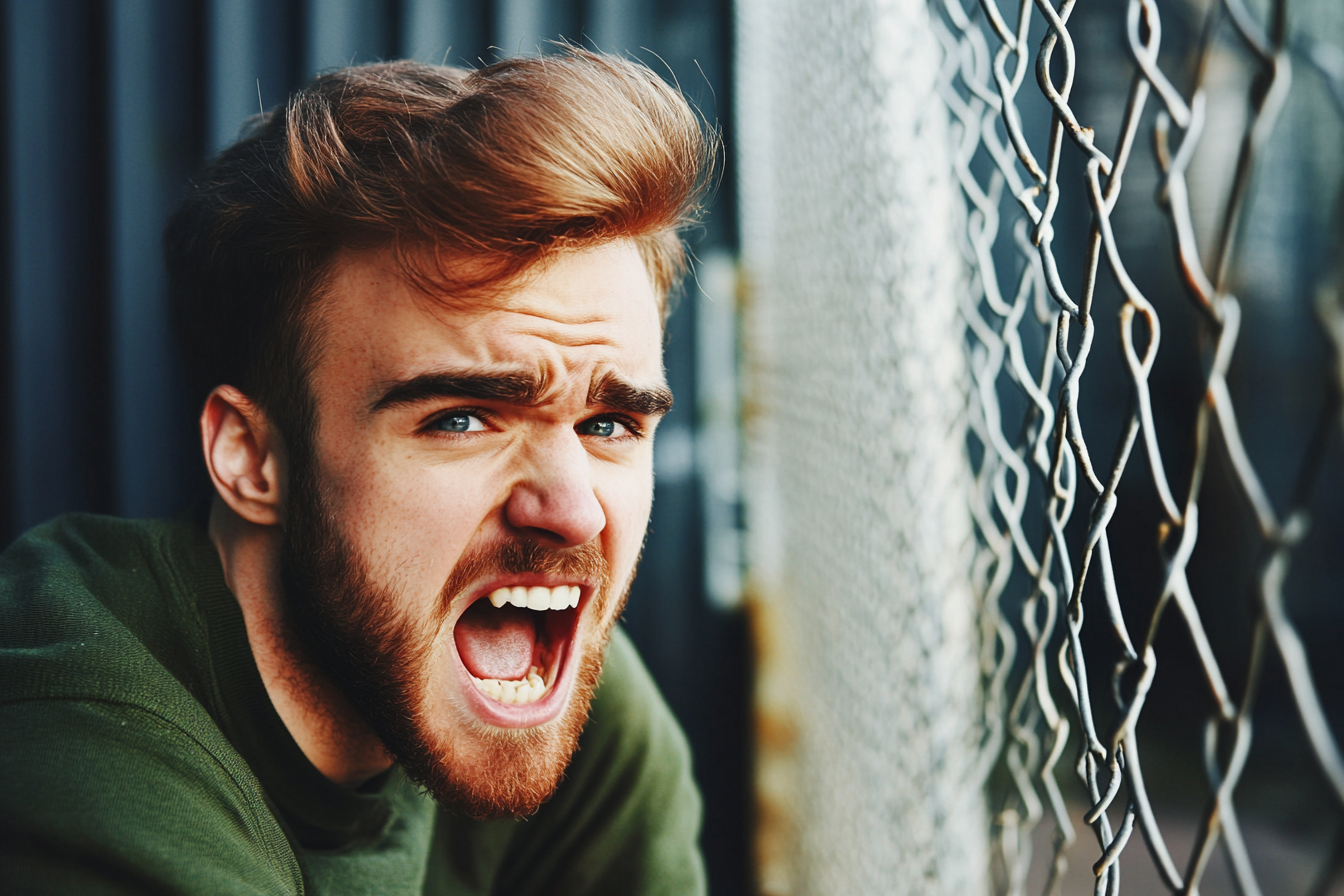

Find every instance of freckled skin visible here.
[302,239,665,757]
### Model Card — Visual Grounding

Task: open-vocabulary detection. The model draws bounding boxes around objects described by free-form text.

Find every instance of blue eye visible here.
[578,418,627,438]
[430,412,485,433]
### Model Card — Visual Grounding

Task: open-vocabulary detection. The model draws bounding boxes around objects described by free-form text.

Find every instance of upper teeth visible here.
[487,585,580,611]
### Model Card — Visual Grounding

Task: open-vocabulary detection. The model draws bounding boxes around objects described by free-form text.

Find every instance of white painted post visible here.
[736,1,988,892]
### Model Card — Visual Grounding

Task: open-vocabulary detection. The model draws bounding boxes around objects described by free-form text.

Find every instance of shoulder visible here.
[582,626,694,782]
[489,626,707,896]
[0,512,207,681]
[0,513,217,716]
[1,512,179,598]
[0,697,301,895]
[0,514,301,894]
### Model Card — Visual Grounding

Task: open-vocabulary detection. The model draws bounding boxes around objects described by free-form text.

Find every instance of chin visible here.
[406,571,628,818]
[403,636,608,819]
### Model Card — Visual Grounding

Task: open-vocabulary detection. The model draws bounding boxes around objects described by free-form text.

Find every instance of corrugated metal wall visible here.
[0,2,749,892]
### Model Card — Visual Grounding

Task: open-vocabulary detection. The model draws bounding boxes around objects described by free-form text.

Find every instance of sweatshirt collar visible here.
[168,507,402,851]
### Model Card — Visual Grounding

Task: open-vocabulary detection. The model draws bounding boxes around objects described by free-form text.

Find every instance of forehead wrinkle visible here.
[510,319,622,349]
[504,306,612,328]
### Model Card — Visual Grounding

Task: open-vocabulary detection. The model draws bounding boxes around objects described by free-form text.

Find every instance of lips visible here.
[451,582,587,727]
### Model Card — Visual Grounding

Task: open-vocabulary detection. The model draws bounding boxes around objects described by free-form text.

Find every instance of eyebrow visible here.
[588,370,674,417]
[370,367,673,417]
[371,370,550,412]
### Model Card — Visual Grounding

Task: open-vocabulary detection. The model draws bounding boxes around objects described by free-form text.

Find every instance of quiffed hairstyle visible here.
[165,48,714,438]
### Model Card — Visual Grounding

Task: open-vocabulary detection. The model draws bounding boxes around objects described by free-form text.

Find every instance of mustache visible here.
[439,538,610,610]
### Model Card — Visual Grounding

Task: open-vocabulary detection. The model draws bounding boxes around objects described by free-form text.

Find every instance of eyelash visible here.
[418,408,646,440]
[420,407,493,436]
[587,413,645,440]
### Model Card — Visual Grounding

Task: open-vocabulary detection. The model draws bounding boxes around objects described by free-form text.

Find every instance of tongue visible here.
[454,601,537,681]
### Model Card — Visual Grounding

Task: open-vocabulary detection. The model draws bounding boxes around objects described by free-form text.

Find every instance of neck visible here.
[208,496,394,786]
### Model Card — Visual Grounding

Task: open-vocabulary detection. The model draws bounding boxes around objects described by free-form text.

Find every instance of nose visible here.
[504,430,606,547]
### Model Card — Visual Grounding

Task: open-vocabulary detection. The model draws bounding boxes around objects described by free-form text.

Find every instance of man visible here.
[0,49,713,894]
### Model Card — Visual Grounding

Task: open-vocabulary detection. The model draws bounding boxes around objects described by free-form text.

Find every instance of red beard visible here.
[279,467,626,819]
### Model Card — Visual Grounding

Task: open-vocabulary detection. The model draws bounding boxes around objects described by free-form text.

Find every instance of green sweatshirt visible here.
[0,511,705,895]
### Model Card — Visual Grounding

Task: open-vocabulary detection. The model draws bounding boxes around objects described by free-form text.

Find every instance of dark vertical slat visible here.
[455,0,493,65]
[184,4,209,172]
[282,0,308,91]
[304,0,394,76]
[207,0,303,152]
[6,0,114,534]
[398,0,449,62]
[385,0,403,61]
[493,0,541,55]
[206,0,260,151]
[583,0,651,55]
[107,0,207,519]
[494,0,580,55]
[709,0,737,253]
[0,4,11,545]
[653,0,734,249]
[399,0,490,66]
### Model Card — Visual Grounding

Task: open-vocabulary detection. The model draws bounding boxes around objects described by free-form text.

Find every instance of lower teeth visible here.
[473,664,550,705]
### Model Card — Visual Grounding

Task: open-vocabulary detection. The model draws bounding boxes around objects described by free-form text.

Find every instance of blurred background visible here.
[0,1,748,893]
[4,0,1344,893]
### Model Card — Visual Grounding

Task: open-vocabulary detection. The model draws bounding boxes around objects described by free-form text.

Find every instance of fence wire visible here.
[932,0,1344,891]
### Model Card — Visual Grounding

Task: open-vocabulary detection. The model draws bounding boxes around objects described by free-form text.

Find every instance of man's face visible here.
[279,239,669,817]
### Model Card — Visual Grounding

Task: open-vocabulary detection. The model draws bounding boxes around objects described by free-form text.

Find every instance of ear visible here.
[201,385,286,526]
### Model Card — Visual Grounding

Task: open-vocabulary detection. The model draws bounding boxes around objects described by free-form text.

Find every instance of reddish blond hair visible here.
[166,48,715,434]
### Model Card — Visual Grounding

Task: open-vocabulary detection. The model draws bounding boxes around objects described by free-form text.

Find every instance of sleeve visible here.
[0,698,302,896]
[490,627,707,896]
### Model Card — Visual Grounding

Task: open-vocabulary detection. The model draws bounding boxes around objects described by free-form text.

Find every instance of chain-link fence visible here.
[934,0,1344,891]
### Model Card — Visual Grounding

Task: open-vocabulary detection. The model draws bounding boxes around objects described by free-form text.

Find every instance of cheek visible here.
[600,465,655,575]
[319,448,496,600]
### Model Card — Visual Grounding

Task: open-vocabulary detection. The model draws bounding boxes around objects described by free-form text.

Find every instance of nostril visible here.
[504,483,605,548]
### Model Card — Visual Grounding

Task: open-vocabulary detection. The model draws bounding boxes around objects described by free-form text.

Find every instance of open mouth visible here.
[453,585,583,710]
